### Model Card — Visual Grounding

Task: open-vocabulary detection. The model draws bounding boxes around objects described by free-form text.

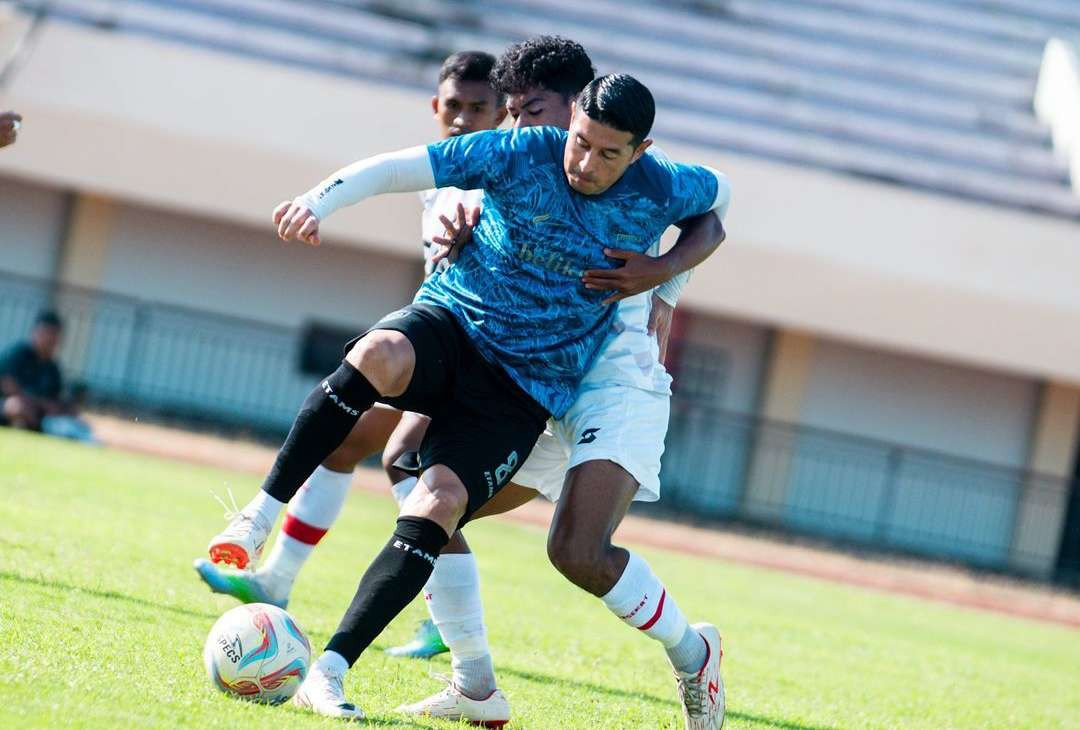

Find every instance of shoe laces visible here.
[211,487,242,521]
[211,487,267,534]
[677,672,707,718]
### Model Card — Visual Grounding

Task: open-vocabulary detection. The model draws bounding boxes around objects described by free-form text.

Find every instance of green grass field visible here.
[2,430,1079,729]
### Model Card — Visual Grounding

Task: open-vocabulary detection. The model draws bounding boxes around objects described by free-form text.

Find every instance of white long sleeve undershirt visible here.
[296,145,435,221]
[655,269,691,307]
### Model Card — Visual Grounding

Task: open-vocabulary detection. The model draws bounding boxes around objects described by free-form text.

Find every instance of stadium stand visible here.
[15,0,1080,216]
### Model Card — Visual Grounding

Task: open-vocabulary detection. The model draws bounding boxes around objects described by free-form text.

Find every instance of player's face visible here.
[32,324,60,360]
[431,78,504,139]
[563,105,652,195]
[505,87,572,130]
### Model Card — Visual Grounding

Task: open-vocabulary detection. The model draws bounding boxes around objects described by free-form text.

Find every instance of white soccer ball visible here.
[203,603,311,705]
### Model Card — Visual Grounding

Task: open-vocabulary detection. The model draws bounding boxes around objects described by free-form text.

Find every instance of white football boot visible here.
[396,675,510,727]
[675,623,725,729]
[292,663,365,721]
[206,509,271,570]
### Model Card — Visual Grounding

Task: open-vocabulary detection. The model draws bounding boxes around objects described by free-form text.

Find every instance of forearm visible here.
[297,145,435,220]
[654,211,725,303]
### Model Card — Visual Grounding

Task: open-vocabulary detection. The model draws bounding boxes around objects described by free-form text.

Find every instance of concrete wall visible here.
[101,202,422,329]
[0,175,66,279]
[783,339,1039,564]
[801,340,1038,467]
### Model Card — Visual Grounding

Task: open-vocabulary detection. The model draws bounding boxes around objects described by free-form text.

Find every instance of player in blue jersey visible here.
[206,74,727,723]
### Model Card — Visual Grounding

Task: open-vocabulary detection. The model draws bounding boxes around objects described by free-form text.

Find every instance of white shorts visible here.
[513,384,669,503]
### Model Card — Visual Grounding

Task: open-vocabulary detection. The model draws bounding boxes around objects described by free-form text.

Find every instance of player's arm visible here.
[274,145,437,245]
[275,129,514,246]
[582,210,726,305]
[583,166,730,304]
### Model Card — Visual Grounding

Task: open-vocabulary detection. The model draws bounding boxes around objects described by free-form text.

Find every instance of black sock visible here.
[325,516,450,665]
[260,361,378,502]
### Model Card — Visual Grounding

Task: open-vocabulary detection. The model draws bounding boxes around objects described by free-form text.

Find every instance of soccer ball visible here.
[203,603,311,704]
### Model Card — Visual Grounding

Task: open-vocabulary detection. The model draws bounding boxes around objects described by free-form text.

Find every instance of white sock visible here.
[243,489,286,529]
[390,476,418,505]
[258,466,352,601]
[425,553,494,697]
[602,552,704,672]
[315,650,349,676]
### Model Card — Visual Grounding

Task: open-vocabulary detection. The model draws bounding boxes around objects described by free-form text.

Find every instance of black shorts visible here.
[349,303,549,519]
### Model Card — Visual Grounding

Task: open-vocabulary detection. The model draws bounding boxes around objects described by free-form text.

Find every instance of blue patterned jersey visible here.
[416,126,720,417]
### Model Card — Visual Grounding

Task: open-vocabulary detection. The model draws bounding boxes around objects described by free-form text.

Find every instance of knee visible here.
[546,527,607,592]
[400,467,468,535]
[346,331,413,397]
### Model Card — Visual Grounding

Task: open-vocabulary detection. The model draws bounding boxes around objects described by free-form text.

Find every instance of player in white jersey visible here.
[393,38,729,730]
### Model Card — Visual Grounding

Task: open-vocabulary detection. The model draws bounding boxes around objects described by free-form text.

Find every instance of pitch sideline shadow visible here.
[499,665,841,730]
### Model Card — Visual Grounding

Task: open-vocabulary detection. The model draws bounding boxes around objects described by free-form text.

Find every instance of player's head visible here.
[564,74,655,195]
[491,36,595,130]
[32,310,62,359]
[432,51,506,139]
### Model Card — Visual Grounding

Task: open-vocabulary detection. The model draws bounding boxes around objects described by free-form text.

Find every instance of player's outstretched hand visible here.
[583,248,675,305]
[273,199,321,246]
[0,111,22,148]
[431,202,481,266]
[647,294,674,364]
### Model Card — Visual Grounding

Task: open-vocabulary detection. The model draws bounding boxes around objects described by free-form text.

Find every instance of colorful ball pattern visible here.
[203,603,311,705]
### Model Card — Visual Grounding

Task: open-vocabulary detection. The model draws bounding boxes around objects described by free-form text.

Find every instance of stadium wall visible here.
[0,175,65,278]
[3,20,1080,388]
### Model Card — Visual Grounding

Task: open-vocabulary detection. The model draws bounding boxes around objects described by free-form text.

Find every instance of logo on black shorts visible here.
[485,450,519,498]
[578,428,600,445]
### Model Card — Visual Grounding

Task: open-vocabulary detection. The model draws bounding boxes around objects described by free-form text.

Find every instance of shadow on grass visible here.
[500,666,840,730]
[0,570,219,621]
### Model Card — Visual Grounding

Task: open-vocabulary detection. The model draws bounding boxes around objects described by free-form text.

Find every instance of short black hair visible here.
[491,36,595,100]
[35,310,62,329]
[438,50,498,86]
[576,74,655,146]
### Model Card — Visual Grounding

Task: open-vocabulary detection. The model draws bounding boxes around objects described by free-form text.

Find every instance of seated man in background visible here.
[0,310,93,441]
[1,111,21,147]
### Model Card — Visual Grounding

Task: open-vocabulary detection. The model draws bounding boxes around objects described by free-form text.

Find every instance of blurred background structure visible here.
[1,0,1079,583]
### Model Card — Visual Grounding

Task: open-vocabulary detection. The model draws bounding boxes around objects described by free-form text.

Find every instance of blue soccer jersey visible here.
[416,126,722,417]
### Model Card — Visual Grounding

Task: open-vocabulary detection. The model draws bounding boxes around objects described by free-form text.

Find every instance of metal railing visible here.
[662,346,1075,578]
[0,270,317,435]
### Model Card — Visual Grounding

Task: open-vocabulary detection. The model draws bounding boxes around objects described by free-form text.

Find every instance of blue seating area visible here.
[19,0,1080,216]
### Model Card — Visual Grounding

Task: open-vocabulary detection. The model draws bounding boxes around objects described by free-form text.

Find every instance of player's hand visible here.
[0,111,22,148]
[583,249,675,305]
[273,199,321,246]
[648,295,674,364]
[430,202,480,266]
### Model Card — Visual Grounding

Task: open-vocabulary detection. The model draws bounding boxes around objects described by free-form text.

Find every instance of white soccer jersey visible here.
[420,187,484,277]
[582,246,674,395]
